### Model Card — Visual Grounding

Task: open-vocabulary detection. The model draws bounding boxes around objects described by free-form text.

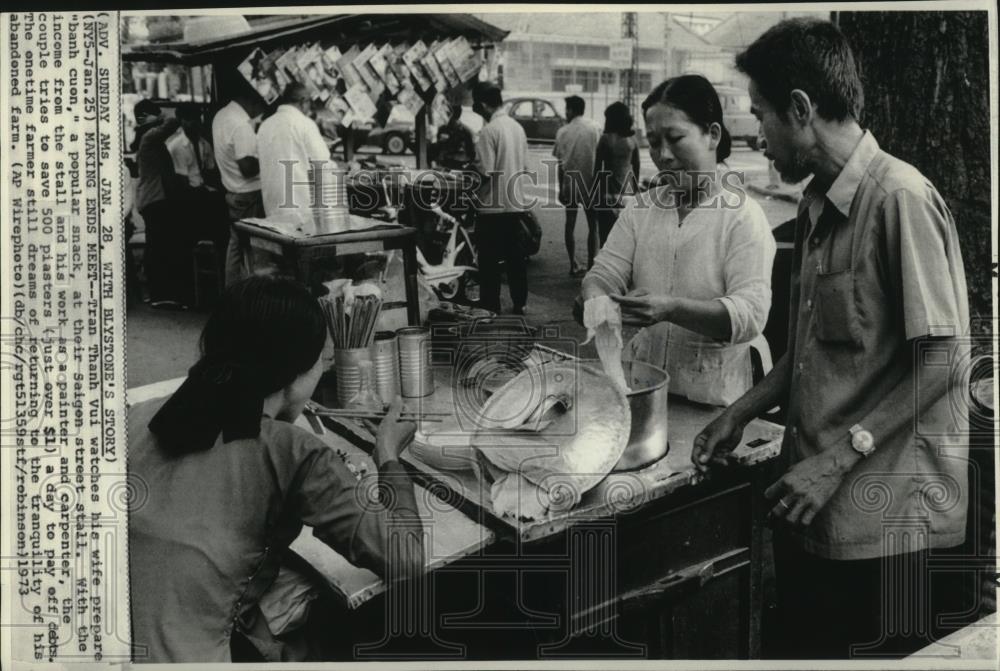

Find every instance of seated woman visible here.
[581,75,776,407]
[128,277,423,663]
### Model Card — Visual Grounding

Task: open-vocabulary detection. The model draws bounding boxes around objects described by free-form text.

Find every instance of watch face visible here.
[853,430,874,454]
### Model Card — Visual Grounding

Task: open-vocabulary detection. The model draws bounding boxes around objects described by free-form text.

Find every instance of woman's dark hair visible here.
[641,74,731,162]
[149,277,327,453]
[199,276,327,394]
[735,17,863,122]
[603,101,635,137]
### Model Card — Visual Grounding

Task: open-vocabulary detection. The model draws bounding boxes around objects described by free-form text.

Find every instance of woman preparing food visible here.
[581,75,776,406]
[128,277,424,663]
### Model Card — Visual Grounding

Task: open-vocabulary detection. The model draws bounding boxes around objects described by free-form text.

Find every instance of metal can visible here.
[397,326,433,398]
[334,346,373,407]
[371,331,400,404]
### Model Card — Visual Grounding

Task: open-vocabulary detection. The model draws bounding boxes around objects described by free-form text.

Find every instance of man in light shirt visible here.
[212,80,266,286]
[472,81,531,315]
[257,83,333,229]
[168,103,218,189]
[169,103,226,279]
[694,18,971,658]
[553,95,600,275]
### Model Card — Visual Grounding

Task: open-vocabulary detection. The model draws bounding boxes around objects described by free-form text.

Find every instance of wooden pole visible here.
[415,106,428,169]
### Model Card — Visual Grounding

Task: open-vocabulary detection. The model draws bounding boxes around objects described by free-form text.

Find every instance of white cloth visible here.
[211,100,261,194]
[257,104,333,227]
[582,296,629,393]
[585,185,776,406]
[166,129,215,188]
[474,109,529,213]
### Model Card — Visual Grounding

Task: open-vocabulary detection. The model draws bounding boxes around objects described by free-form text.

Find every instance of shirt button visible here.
[790,427,798,437]
[806,299,813,310]
[797,362,804,372]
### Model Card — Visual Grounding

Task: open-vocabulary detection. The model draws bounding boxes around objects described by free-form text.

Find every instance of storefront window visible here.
[574,69,599,93]
[552,68,573,92]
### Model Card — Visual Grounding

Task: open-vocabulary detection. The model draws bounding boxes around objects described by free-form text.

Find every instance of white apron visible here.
[625,322,772,407]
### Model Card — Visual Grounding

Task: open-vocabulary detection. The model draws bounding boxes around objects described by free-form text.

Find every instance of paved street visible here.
[127,143,797,387]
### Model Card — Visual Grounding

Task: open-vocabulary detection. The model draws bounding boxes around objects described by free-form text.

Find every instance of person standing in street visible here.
[133,99,189,310]
[472,81,531,315]
[212,79,266,286]
[594,101,641,246]
[553,95,601,275]
[432,102,477,169]
[257,84,333,229]
[170,103,228,279]
[693,18,972,659]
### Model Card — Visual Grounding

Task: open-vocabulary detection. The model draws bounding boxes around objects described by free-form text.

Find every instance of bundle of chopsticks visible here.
[320,294,383,349]
[306,401,449,423]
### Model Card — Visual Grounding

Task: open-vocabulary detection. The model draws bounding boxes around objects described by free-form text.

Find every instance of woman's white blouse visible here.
[587,184,777,406]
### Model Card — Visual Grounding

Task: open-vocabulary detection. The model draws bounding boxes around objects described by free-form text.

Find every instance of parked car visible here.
[501,97,564,144]
[715,85,760,150]
[366,118,415,155]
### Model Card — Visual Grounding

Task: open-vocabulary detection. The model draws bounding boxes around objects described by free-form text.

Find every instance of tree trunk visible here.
[839,11,992,338]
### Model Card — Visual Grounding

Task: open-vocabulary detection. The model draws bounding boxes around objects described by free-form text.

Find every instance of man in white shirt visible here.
[257,83,333,229]
[553,95,601,275]
[212,81,266,286]
[169,103,226,280]
[168,104,218,189]
[472,81,531,315]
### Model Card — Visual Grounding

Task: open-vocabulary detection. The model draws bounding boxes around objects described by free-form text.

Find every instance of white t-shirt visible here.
[257,104,332,226]
[166,129,216,188]
[211,100,261,194]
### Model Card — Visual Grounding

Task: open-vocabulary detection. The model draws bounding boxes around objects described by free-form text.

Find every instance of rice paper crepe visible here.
[472,362,630,521]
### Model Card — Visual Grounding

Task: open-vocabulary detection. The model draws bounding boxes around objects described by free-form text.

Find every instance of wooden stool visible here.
[192,239,221,309]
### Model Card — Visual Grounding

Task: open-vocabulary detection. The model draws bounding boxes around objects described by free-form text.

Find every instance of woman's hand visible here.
[374,396,417,464]
[609,289,674,327]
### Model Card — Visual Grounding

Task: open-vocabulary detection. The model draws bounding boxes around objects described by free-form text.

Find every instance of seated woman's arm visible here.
[286,403,424,582]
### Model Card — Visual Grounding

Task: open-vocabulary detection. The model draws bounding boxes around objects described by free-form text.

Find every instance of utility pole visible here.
[620,12,639,112]
[663,11,673,79]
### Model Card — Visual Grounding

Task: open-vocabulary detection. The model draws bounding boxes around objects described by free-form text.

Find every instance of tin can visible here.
[308,161,349,235]
[397,326,433,398]
[334,346,373,407]
[371,331,400,404]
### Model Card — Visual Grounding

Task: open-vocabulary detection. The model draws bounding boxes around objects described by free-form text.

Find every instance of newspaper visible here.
[1,11,129,665]
[1,5,997,669]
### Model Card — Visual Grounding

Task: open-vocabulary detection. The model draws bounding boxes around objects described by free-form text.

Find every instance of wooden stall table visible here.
[294,345,780,659]
[128,348,786,659]
[233,217,422,325]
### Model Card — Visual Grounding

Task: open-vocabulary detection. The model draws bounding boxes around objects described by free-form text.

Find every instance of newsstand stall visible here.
[123,13,508,319]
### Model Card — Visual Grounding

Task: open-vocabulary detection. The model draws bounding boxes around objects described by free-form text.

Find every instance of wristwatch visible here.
[849,424,875,457]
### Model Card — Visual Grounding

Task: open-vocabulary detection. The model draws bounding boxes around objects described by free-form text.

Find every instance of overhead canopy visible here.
[122,13,509,65]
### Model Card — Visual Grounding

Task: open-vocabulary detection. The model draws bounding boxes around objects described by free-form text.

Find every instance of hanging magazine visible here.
[403,41,434,92]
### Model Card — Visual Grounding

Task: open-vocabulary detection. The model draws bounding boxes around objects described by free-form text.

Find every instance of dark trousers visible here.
[477,212,528,313]
[772,531,973,659]
[595,207,621,248]
[224,190,264,287]
[141,200,193,304]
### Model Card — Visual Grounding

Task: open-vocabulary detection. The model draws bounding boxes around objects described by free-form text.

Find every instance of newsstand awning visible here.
[122,13,509,65]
